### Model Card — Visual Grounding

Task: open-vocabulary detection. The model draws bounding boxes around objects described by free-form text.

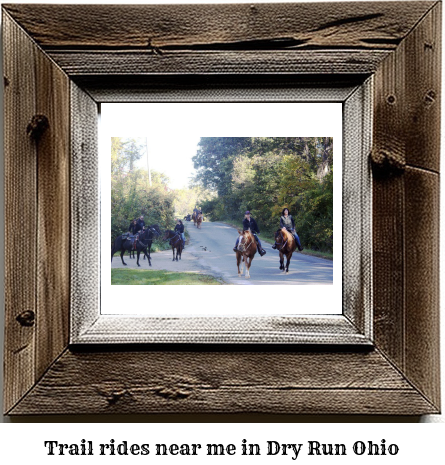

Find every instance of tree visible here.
[192,137,251,194]
[194,137,334,252]
[111,137,175,243]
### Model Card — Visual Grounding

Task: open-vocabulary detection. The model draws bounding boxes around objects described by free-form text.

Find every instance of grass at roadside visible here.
[111,268,223,285]
[218,219,333,261]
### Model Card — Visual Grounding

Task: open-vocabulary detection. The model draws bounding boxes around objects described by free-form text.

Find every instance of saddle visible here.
[122,233,139,249]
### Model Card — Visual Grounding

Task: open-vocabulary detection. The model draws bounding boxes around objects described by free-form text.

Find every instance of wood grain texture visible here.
[47,50,391,77]
[404,167,440,408]
[74,316,370,345]
[372,3,441,411]
[8,349,437,415]
[35,37,71,381]
[372,1,441,173]
[3,12,37,414]
[372,175,405,369]
[76,75,365,103]
[3,11,71,413]
[2,2,435,50]
[3,2,441,416]
[404,2,441,172]
[70,83,99,338]
[342,81,372,336]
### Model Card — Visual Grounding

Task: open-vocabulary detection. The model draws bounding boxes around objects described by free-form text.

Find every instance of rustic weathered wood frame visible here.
[3,2,440,415]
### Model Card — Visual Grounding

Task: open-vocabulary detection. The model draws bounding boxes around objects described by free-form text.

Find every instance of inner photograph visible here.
[101,102,342,316]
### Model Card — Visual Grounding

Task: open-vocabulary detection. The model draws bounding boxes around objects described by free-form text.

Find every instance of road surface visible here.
[111,221,333,285]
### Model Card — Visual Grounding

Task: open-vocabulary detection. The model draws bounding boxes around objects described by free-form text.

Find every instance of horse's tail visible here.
[111,237,121,261]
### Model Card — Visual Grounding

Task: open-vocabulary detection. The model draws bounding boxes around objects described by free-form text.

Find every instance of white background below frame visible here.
[100,102,343,316]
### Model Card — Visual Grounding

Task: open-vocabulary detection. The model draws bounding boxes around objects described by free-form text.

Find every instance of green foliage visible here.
[194,137,334,253]
[111,137,176,246]
[173,186,215,219]
[192,137,251,194]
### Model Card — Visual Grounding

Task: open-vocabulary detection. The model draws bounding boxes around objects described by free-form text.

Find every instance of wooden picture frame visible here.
[3,2,440,415]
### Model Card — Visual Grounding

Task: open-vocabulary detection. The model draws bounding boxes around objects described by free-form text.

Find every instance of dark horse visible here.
[111,227,157,267]
[128,224,161,260]
[235,230,257,279]
[274,228,297,274]
[163,230,183,261]
[142,224,161,261]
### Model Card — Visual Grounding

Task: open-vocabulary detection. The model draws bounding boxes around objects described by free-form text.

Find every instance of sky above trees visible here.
[101,102,341,190]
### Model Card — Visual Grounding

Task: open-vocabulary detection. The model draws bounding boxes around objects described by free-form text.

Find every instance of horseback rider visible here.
[233,211,266,256]
[128,219,138,235]
[174,219,186,249]
[272,208,303,251]
[135,215,145,234]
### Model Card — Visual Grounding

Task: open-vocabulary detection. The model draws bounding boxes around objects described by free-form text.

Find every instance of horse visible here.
[274,228,297,273]
[128,224,161,260]
[111,227,157,267]
[235,230,257,279]
[196,213,203,229]
[192,212,197,226]
[142,224,161,261]
[163,230,183,261]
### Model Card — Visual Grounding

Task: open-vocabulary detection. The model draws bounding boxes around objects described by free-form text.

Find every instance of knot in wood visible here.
[105,390,128,405]
[370,148,405,176]
[154,386,191,400]
[424,90,436,105]
[27,114,49,140]
[16,310,35,327]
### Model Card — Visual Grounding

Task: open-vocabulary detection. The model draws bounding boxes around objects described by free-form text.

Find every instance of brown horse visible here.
[235,230,257,279]
[192,212,197,226]
[163,229,183,261]
[196,213,203,229]
[274,228,297,273]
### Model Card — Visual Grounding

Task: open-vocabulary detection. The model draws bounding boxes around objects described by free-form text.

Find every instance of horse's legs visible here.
[172,246,176,261]
[236,253,242,276]
[143,248,151,266]
[279,252,284,271]
[136,251,141,267]
[286,252,293,273]
[120,249,127,266]
[245,256,252,278]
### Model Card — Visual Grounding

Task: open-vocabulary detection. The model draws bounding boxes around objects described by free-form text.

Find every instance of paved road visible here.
[111,221,333,285]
